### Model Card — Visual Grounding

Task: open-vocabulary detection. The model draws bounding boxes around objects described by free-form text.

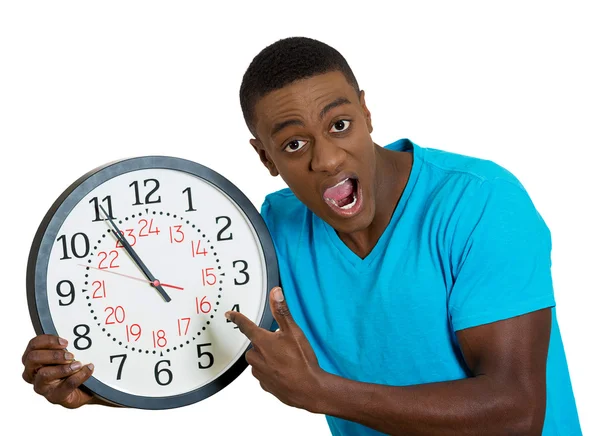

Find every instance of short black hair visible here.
[239,36,360,135]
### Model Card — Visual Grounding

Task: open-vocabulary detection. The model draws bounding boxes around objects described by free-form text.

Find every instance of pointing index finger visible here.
[225,311,263,342]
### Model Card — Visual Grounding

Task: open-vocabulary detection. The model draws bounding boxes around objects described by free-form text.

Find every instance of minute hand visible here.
[99,205,171,303]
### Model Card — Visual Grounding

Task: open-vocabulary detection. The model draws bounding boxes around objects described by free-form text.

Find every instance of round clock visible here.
[26,156,278,409]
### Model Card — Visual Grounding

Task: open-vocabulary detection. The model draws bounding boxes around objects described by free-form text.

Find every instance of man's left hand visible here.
[225,287,324,412]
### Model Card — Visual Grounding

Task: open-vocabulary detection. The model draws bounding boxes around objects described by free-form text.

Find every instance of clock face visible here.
[27,157,278,409]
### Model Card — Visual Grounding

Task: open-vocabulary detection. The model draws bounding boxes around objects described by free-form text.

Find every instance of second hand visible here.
[79,264,184,290]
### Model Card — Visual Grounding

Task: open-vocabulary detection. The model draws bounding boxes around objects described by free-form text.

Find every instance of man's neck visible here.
[337,146,413,259]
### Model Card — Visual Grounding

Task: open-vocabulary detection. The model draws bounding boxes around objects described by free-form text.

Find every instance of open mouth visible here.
[323,177,362,217]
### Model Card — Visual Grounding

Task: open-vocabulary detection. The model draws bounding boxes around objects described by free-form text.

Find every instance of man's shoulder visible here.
[390,140,545,240]
[388,138,524,188]
[260,187,310,236]
[262,187,304,214]
[419,144,524,189]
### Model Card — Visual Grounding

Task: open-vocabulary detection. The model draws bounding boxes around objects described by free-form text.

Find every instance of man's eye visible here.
[330,120,351,133]
[284,139,307,153]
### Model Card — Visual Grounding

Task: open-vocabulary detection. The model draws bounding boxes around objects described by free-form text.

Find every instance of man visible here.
[22,37,581,435]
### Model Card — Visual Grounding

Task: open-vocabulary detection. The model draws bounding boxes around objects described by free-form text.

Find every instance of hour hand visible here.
[99,205,171,302]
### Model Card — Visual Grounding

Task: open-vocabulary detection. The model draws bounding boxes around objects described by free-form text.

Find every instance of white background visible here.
[1,1,597,434]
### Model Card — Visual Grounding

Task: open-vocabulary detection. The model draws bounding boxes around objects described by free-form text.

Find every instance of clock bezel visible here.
[26,156,279,409]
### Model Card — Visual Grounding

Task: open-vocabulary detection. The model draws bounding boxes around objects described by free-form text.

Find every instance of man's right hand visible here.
[22,334,96,409]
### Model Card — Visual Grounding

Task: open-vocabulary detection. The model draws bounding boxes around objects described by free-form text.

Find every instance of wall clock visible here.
[26,156,278,409]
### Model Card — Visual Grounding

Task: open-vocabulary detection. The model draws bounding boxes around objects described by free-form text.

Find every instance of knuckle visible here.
[60,364,72,377]
[32,383,42,395]
[27,350,40,363]
[35,366,51,382]
[22,370,33,384]
[276,305,291,318]
[26,336,39,350]
[52,350,64,361]
[30,335,49,349]
[32,379,48,396]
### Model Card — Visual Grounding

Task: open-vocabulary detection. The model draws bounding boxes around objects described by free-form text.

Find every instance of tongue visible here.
[324,179,353,202]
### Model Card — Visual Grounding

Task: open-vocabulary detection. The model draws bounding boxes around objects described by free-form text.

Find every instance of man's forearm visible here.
[312,371,544,435]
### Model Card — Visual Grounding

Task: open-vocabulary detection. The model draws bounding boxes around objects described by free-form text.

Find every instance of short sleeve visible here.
[261,196,280,332]
[448,179,556,331]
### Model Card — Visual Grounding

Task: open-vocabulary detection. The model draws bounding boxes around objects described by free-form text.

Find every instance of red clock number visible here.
[115,229,137,248]
[191,240,208,257]
[153,330,167,348]
[178,318,191,336]
[201,268,216,286]
[98,250,120,269]
[196,296,212,314]
[139,219,160,237]
[92,280,107,299]
[126,324,142,342]
[169,225,185,243]
[105,306,126,324]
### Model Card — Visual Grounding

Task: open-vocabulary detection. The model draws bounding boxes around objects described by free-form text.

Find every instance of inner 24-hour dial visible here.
[82,211,226,354]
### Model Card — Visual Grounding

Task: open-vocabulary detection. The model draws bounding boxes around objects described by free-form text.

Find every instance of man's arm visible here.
[228,289,551,436]
[314,308,550,435]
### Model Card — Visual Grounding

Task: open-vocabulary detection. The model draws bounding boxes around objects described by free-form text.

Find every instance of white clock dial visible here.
[28,158,278,409]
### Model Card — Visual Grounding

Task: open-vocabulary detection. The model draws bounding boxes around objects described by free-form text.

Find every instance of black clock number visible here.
[90,195,115,222]
[130,179,161,206]
[57,233,90,260]
[182,187,197,212]
[226,304,240,329]
[73,324,92,350]
[216,216,233,241]
[197,343,214,369]
[154,360,173,386]
[110,354,127,380]
[56,280,75,306]
[233,260,249,285]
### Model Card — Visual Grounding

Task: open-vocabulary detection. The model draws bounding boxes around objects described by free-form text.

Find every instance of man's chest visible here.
[279,239,467,385]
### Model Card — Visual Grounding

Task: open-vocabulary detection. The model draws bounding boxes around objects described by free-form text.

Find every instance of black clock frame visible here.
[26,156,279,409]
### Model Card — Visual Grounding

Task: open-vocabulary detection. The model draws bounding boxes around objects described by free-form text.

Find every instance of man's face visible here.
[250,70,377,235]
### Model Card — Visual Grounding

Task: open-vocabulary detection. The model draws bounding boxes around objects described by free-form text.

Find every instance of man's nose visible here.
[310,138,345,175]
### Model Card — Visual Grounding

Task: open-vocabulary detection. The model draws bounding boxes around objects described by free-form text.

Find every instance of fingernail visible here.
[59,337,68,346]
[224,311,231,320]
[70,361,82,371]
[274,287,284,302]
[87,363,94,371]
[64,352,74,361]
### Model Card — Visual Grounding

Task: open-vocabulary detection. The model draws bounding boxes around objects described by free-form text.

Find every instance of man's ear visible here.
[359,90,373,133]
[250,138,279,177]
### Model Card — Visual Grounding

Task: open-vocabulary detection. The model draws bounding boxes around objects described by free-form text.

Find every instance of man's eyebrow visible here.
[319,97,351,120]
[270,97,352,136]
[271,119,304,136]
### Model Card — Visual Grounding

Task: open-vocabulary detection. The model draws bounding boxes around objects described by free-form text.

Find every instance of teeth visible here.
[339,193,357,210]
[331,178,349,189]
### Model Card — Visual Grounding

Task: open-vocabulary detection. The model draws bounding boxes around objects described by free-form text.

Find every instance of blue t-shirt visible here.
[260,138,581,435]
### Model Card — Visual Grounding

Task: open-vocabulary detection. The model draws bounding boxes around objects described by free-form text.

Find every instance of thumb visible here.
[269,287,296,332]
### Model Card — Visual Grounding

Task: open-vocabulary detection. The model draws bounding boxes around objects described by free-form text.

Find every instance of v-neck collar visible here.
[319,139,423,270]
